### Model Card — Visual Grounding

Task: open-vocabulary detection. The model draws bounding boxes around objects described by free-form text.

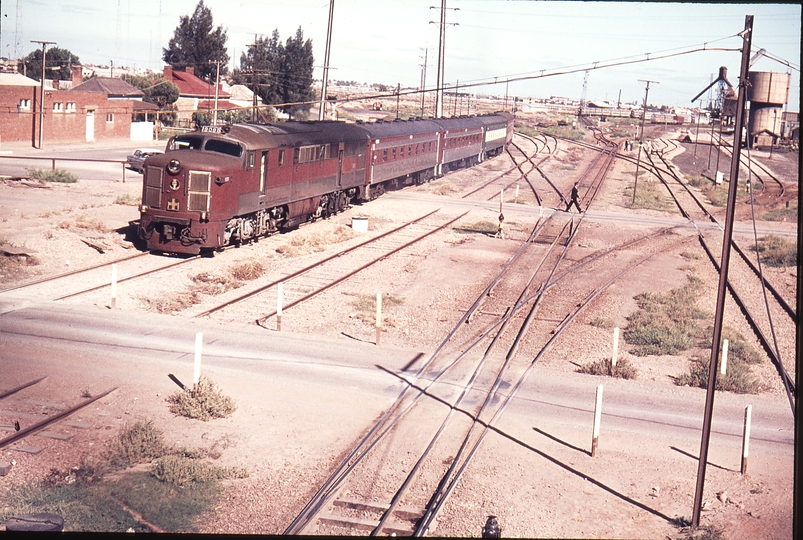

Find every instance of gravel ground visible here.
[0,119,797,538]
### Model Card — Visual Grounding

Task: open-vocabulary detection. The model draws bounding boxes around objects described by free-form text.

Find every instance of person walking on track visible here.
[494,213,505,239]
[566,182,582,212]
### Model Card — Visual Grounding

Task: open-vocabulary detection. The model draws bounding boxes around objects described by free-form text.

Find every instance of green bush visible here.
[167,376,237,421]
[29,168,78,183]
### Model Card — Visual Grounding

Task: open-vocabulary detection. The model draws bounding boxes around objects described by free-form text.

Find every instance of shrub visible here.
[588,317,615,329]
[675,355,760,394]
[578,357,638,379]
[29,168,78,183]
[756,235,797,267]
[108,420,167,469]
[699,327,762,365]
[151,455,247,487]
[230,261,264,281]
[114,193,140,206]
[454,220,499,235]
[167,376,237,421]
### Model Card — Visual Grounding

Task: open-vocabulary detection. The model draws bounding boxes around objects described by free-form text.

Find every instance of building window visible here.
[19,99,31,110]
[53,102,63,112]
[66,102,76,113]
[106,113,114,122]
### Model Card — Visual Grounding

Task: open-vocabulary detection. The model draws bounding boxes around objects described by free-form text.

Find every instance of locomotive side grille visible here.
[144,166,163,208]
[187,171,211,212]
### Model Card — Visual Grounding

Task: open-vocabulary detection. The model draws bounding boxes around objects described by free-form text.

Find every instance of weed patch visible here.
[351,293,405,313]
[624,276,710,356]
[577,357,638,379]
[29,168,78,183]
[275,225,356,257]
[762,198,797,222]
[167,376,237,421]
[152,455,247,486]
[676,355,760,394]
[107,420,167,470]
[230,260,264,281]
[624,181,675,212]
[75,215,108,232]
[588,317,615,329]
[755,235,797,267]
[114,193,140,206]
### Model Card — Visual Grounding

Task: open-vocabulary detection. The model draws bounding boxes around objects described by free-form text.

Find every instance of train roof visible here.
[355,118,444,138]
[218,121,370,149]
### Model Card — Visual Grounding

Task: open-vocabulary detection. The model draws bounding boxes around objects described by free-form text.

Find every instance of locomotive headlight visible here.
[167,159,182,175]
[139,204,149,212]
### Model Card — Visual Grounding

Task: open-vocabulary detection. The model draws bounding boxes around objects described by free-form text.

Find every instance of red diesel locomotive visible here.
[137,111,514,255]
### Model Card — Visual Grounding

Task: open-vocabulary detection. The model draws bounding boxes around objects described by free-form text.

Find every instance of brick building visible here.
[0,65,133,147]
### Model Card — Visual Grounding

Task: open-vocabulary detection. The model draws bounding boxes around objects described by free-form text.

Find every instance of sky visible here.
[2,1,800,109]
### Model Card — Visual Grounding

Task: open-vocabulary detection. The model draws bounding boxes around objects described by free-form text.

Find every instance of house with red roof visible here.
[163,66,233,126]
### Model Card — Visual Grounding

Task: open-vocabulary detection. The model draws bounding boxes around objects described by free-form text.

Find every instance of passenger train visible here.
[137,112,514,255]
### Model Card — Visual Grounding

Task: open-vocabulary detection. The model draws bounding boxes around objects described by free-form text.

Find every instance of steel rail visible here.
[256,210,468,327]
[0,387,118,449]
[510,136,566,204]
[458,164,520,199]
[194,209,440,318]
[0,377,47,400]
[0,251,149,294]
[504,146,542,205]
[54,253,203,300]
[415,234,695,535]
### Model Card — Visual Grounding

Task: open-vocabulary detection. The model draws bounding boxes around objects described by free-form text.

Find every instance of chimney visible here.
[71,64,83,88]
[185,66,194,76]
[164,65,173,80]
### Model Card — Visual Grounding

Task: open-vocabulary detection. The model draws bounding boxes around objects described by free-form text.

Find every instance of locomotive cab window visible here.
[278,149,285,166]
[170,136,204,151]
[205,139,243,158]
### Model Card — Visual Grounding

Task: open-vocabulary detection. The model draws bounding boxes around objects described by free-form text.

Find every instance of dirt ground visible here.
[0,114,798,538]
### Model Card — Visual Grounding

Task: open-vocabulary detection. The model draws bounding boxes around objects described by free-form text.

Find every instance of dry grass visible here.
[190,272,243,296]
[275,225,356,257]
[229,261,264,281]
[107,420,167,470]
[114,193,141,206]
[151,455,247,487]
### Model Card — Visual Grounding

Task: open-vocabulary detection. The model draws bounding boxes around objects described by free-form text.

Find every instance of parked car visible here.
[126,148,163,173]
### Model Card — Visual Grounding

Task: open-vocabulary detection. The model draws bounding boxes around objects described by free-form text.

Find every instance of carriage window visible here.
[248,151,256,168]
[278,150,285,166]
[260,152,267,193]
[383,149,388,162]
[408,145,412,157]
[415,144,419,155]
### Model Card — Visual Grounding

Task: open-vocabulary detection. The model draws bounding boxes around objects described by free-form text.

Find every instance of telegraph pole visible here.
[631,79,658,205]
[430,1,458,118]
[318,0,335,121]
[31,40,56,149]
[419,47,429,116]
[691,14,753,529]
[209,59,223,125]
[248,35,259,122]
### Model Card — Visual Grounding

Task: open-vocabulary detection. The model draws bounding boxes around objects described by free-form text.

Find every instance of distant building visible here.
[0,64,133,146]
[162,66,232,127]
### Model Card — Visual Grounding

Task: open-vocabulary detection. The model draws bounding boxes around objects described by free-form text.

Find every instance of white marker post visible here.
[741,404,752,475]
[375,293,382,346]
[514,184,520,203]
[110,264,118,309]
[499,189,504,214]
[611,327,620,368]
[591,384,603,457]
[720,339,729,375]
[193,332,203,385]
[276,282,283,332]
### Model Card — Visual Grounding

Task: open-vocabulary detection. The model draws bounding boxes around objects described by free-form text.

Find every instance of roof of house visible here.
[197,100,240,110]
[71,77,144,97]
[0,73,40,87]
[166,68,230,99]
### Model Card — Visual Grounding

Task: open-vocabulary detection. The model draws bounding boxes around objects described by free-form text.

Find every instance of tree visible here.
[279,27,315,119]
[125,74,180,109]
[21,47,80,81]
[162,0,229,82]
[231,26,315,120]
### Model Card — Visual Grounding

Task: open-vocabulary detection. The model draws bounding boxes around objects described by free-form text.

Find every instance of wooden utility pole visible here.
[31,40,56,149]
[631,79,658,205]
[318,0,335,121]
[691,14,753,530]
[209,59,223,125]
[431,1,458,118]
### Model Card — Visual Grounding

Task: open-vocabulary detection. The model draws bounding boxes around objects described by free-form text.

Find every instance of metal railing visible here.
[0,155,130,182]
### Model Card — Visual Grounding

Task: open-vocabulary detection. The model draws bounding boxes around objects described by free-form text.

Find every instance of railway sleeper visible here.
[317,498,423,535]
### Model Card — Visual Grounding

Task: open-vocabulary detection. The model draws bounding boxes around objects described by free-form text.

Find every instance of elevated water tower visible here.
[747,70,791,148]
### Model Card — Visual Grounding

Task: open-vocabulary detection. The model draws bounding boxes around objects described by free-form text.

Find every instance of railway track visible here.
[283,123,686,536]
[185,209,468,324]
